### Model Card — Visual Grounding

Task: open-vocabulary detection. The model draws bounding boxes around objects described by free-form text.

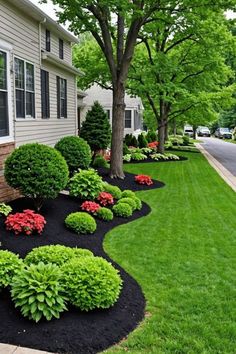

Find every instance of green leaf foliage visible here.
[96,207,114,221]
[80,101,111,153]
[61,257,122,311]
[11,262,67,322]
[0,250,23,288]
[4,143,69,210]
[69,169,103,200]
[0,203,12,216]
[92,155,109,168]
[118,197,137,212]
[112,203,133,218]
[102,183,122,200]
[65,212,97,234]
[132,196,142,211]
[138,134,148,148]
[25,245,93,266]
[121,190,136,199]
[55,136,91,172]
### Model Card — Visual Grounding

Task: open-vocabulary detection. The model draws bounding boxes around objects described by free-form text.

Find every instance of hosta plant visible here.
[65,212,97,234]
[81,201,101,213]
[0,203,12,216]
[11,262,67,322]
[5,209,46,235]
[96,207,114,221]
[123,154,132,162]
[102,183,122,200]
[118,197,136,212]
[69,169,103,200]
[97,192,114,206]
[0,250,23,289]
[112,203,133,218]
[150,153,169,161]
[135,175,153,186]
[131,152,147,161]
[25,245,93,266]
[61,257,122,311]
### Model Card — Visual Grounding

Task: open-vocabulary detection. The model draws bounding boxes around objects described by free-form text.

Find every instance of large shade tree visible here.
[46,0,236,171]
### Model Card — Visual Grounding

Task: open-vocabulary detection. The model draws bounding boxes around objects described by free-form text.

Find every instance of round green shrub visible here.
[25,245,93,266]
[65,212,97,234]
[133,196,142,211]
[11,262,67,322]
[121,190,136,199]
[92,155,109,168]
[55,136,91,172]
[96,207,114,221]
[118,197,136,211]
[69,169,103,200]
[102,183,122,200]
[112,203,133,218]
[61,257,122,311]
[0,250,23,288]
[4,143,69,210]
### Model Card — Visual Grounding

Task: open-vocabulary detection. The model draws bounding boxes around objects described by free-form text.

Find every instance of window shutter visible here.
[56,76,60,118]
[64,79,67,118]
[41,70,50,118]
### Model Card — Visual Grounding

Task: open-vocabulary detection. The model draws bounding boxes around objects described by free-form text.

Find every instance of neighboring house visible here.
[80,84,144,135]
[0,0,81,201]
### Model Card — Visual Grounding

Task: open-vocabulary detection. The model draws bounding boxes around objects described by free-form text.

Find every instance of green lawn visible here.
[103,152,236,354]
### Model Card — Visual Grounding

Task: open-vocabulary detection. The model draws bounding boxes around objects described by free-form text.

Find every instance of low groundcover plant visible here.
[97,192,114,206]
[81,201,101,213]
[5,209,46,235]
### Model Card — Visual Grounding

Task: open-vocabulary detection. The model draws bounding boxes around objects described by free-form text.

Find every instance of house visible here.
[0,0,81,201]
[80,84,144,136]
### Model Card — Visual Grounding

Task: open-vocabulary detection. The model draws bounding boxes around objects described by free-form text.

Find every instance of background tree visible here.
[80,101,111,156]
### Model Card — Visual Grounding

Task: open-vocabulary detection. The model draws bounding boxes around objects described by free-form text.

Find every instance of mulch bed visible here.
[0,170,164,354]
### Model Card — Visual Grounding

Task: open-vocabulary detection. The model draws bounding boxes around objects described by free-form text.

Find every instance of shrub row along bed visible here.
[0,167,163,354]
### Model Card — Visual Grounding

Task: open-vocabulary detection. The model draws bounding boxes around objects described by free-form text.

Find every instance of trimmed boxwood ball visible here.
[65,212,97,234]
[112,203,133,218]
[118,197,136,212]
[0,250,23,289]
[102,182,122,200]
[55,136,92,172]
[25,245,93,266]
[121,190,136,199]
[69,169,103,200]
[96,207,114,221]
[4,143,69,210]
[61,257,122,311]
[11,262,67,322]
[133,196,142,211]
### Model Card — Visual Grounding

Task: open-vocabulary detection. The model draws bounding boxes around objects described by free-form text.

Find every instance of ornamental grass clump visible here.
[0,250,23,289]
[55,136,91,172]
[5,209,46,235]
[96,207,114,221]
[118,197,136,212]
[69,169,103,200]
[112,203,133,218]
[4,143,69,211]
[11,262,67,322]
[61,257,122,311]
[65,212,97,234]
[25,245,93,266]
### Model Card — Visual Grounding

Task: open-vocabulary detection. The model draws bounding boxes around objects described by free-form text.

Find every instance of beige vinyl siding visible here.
[15,62,77,147]
[41,26,72,64]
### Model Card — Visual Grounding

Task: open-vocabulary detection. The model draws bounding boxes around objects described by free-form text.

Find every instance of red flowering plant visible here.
[97,192,114,206]
[135,174,153,186]
[81,201,101,213]
[104,150,111,161]
[5,209,46,236]
[147,141,159,150]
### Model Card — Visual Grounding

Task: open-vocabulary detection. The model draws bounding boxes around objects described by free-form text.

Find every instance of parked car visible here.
[197,126,211,137]
[184,125,194,137]
[214,128,233,139]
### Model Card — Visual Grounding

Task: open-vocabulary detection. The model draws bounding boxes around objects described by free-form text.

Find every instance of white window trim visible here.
[0,40,14,144]
[13,55,36,120]
[124,108,133,130]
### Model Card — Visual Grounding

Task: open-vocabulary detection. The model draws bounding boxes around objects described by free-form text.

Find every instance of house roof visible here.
[8,0,79,43]
[42,51,83,76]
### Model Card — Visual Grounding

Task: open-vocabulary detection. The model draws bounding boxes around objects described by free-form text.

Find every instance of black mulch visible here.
[0,170,164,354]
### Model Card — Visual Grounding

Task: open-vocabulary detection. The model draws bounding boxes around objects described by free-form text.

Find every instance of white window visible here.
[14,57,35,118]
[125,109,132,128]
[0,50,9,137]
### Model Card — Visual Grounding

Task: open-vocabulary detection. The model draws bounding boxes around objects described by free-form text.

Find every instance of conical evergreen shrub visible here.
[80,101,111,154]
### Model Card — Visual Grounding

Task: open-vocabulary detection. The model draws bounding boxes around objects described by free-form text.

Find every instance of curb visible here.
[0,343,54,354]
[196,143,236,192]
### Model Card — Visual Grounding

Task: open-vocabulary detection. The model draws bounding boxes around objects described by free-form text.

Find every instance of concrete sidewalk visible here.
[0,343,53,354]
[196,143,236,192]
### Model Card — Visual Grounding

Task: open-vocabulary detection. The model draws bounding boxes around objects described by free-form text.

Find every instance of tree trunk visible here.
[165,121,169,142]
[193,125,197,139]
[173,118,177,136]
[110,83,125,178]
[158,121,165,153]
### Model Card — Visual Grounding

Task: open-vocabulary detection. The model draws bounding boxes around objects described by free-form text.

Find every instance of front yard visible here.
[104,152,236,353]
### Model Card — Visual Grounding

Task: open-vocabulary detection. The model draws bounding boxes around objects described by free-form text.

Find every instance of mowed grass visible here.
[103,152,236,354]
